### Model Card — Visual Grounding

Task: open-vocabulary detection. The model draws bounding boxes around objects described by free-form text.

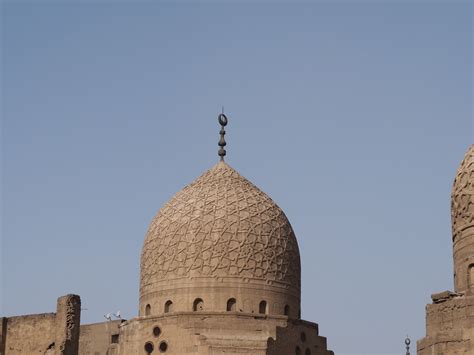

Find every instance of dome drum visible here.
[139,279,300,318]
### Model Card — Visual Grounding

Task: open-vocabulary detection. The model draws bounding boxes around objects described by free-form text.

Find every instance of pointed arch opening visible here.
[145,304,151,316]
[226,298,236,312]
[164,300,173,313]
[259,300,267,315]
[193,298,204,312]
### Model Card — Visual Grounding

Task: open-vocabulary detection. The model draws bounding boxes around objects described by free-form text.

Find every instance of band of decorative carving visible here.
[452,145,474,241]
[56,294,81,355]
[140,162,301,296]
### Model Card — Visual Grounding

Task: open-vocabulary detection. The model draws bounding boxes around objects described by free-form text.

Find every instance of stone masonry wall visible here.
[267,319,334,355]
[111,312,333,355]
[0,294,81,355]
[55,294,81,355]
[417,294,474,355]
[79,320,121,355]
[2,313,56,355]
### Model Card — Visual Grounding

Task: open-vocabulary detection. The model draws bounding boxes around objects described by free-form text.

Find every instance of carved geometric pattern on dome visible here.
[140,162,301,291]
[452,145,474,240]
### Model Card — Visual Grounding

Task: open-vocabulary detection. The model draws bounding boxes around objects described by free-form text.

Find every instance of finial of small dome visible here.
[218,110,228,161]
[405,336,411,355]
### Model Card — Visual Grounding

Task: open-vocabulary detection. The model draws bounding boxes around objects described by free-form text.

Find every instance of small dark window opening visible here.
[227,298,236,312]
[111,334,119,344]
[259,300,267,315]
[193,298,204,312]
[164,300,173,313]
[305,349,311,355]
[144,342,154,354]
[159,341,168,352]
[284,305,290,316]
[298,308,301,319]
[145,304,151,316]
[295,346,301,355]
[300,332,306,342]
[153,326,161,337]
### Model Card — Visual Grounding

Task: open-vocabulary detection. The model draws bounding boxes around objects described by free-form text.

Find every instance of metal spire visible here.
[218,111,228,161]
[405,336,411,355]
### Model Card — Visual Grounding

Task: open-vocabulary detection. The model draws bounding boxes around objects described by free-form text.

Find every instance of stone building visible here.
[0,115,334,355]
[417,145,474,354]
[2,115,472,355]
[0,295,82,355]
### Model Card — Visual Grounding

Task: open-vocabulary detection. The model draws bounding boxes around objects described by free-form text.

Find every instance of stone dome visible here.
[139,161,301,317]
[451,145,474,293]
[452,145,474,241]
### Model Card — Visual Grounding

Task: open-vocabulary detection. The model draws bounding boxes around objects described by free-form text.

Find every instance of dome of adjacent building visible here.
[451,144,474,293]
[452,144,474,241]
[139,161,301,316]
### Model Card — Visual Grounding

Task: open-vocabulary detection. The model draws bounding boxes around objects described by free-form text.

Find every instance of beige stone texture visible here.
[74,160,332,354]
[110,312,332,355]
[417,293,474,354]
[56,295,81,355]
[418,145,474,355]
[0,295,81,355]
[1,313,56,354]
[140,161,301,319]
[79,320,121,355]
[2,159,333,354]
[452,145,474,294]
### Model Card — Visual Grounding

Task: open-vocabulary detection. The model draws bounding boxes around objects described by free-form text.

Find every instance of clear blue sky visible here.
[1,1,472,354]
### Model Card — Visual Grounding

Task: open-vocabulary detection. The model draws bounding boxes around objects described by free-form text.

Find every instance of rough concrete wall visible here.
[79,320,121,355]
[417,295,474,355]
[267,320,333,355]
[3,313,56,354]
[55,294,81,355]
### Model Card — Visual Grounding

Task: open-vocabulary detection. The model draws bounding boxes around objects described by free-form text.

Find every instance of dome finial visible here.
[405,336,411,355]
[218,110,228,161]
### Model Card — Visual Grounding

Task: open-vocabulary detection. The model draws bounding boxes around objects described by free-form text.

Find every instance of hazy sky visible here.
[2,1,472,354]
